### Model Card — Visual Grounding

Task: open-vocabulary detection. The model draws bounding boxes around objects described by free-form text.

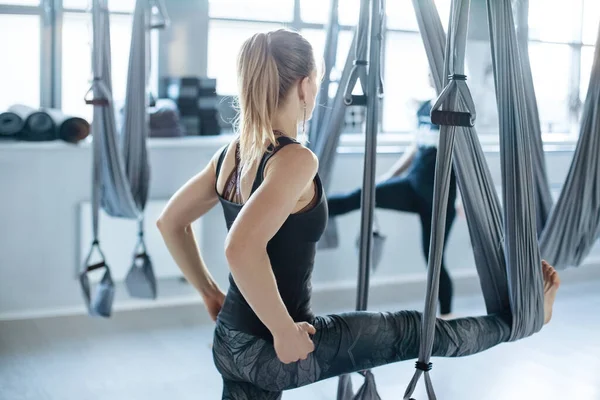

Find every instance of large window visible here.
[207,0,597,139]
[0,0,158,121]
[0,13,41,110]
[208,20,285,95]
[1,1,597,138]
[528,0,598,136]
[206,0,450,134]
[207,0,356,96]
[61,5,135,120]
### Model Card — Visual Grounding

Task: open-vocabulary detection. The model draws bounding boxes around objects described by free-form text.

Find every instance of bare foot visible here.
[439,313,455,320]
[542,260,560,325]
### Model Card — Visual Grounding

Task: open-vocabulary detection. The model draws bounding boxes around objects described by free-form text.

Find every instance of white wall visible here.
[1,137,599,320]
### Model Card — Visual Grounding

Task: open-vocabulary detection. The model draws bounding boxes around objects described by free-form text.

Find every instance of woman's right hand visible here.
[272,322,316,364]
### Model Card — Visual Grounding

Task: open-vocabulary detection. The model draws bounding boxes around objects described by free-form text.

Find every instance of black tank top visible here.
[214,136,328,340]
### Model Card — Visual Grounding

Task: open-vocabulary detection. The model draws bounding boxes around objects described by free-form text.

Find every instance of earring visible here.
[302,101,307,136]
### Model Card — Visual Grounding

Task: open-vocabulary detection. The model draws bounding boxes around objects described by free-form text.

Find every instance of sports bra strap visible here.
[251,136,299,193]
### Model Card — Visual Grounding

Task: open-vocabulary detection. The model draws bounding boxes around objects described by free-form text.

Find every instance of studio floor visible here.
[1,280,599,400]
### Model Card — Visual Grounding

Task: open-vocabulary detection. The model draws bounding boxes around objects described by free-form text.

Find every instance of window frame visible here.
[1,0,155,112]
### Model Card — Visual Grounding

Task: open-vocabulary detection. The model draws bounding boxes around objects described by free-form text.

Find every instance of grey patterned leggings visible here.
[212,310,511,399]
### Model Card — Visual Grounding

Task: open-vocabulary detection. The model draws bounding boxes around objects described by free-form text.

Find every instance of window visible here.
[208,0,453,135]
[580,46,595,101]
[62,12,135,120]
[300,29,353,72]
[61,13,93,120]
[383,33,434,132]
[528,0,581,43]
[383,0,449,132]
[62,0,135,12]
[386,0,450,32]
[60,1,161,120]
[209,0,294,22]
[527,0,599,136]
[529,43,571,133]
[206,0,358,97]
[0,0,158,121]
[337,0,359,27]
[207,20,285,95]
[300,0,331,25]
[0,0,39,4]
[582,0,600,46]
[0,14,40,111]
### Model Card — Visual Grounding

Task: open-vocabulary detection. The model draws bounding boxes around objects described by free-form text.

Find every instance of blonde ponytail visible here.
[236,33,279,177]
[235,29,315,177]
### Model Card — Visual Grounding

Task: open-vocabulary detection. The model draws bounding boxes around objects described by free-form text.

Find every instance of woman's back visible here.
[214,136,328,340]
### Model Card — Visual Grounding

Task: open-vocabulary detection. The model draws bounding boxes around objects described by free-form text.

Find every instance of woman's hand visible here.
[272,322,317,364]
[203,289,226,322]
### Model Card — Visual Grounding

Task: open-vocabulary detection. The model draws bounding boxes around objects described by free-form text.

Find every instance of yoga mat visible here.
[9,104,56,141]
[0,111,24,139]
[45,108,91,143]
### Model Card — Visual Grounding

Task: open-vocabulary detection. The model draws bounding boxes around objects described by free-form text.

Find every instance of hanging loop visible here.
[125,218,158,299]
[431,73,477,127]
[84,78,110,106]
[79,240,115,318]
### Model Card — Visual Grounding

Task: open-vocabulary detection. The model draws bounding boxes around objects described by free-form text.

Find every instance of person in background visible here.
[327,75,458,318]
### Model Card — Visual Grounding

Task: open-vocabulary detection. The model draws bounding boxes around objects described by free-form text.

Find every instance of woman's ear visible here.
[298,76,309,102]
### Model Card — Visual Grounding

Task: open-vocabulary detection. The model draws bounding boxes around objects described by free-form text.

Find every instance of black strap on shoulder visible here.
[215,143,229,179]
[251,135,299,193]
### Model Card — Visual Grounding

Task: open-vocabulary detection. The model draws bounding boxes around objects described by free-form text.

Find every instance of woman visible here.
[327,95,457,318]
[157,29,560,400]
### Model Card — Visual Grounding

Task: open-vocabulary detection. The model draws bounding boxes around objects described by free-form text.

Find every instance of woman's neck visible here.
[272,125,297,139]
[272,113,298,139]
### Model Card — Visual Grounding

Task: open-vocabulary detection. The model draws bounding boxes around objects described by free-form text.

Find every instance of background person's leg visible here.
[418,206,454,316]
[327,176,420,217]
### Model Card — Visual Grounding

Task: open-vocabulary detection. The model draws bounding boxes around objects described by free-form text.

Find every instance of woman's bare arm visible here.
[156,150,223,300]
[224,144,318,336]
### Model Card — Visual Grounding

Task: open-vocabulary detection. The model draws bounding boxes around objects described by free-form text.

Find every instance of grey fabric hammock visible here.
[314,0,385,254]
[332,0,386,398]
[512,0,553,235]
[307,0,340,147]
[80,0,168,317]
[403,0,600,398]
[309,0,345,250]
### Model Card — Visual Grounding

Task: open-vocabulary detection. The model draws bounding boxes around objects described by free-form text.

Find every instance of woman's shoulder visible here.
[267,140,318,177]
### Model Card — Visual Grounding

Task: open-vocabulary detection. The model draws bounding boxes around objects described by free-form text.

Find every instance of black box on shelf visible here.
[159,76,221,136]
[160,77,217,100]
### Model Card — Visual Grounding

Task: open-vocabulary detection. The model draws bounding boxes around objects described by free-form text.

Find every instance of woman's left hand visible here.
[203,290,226,322]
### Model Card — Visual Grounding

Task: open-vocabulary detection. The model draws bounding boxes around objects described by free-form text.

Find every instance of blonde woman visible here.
[157,29,560,399]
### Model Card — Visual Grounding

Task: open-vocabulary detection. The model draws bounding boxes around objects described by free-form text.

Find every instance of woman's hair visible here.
[235,29,315,177]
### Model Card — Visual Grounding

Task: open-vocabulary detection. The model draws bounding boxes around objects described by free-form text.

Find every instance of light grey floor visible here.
[1,281,599,400]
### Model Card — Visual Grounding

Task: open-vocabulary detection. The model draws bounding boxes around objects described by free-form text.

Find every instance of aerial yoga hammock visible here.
[79,0,169,317]
[403,0,600,398]
[303,0,600,398]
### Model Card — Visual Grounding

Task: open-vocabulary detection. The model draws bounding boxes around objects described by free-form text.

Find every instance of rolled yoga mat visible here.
[8,104,56,141]
[0,111,24,139]
[45,108,90,143]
